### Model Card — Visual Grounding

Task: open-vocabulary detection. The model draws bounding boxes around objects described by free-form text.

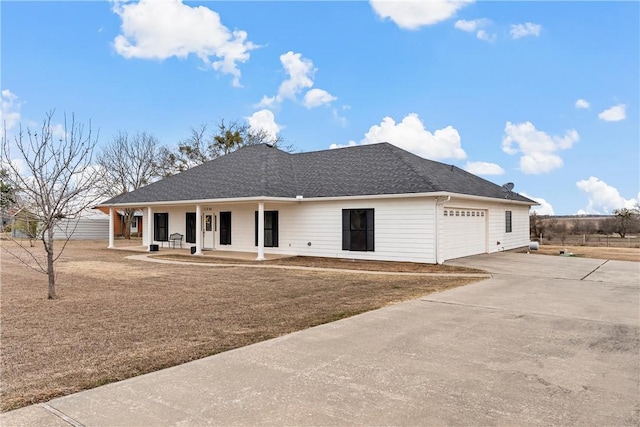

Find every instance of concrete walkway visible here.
[2,253,638,426]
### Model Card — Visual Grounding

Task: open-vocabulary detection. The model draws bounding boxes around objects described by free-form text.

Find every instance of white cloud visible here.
[370,0,474,30]
[454,19,494,42]
[329,141,357,150]
[575,99,590,109]
[303,88,337,109]
[256,96,276,109]
[510,22,542,39]
[598,104,626,122]
[1,89,22,131]
[476,30,496,42]
[276,51,315,102]
[464,161,505,175]
[502,121,578,174]
[331,113,466,160]
[246,109,281,141]
[576,177,638,214]
[111,0,257,87]
[258,51,336,110]
[521,193,554,215]
[454,18,489,32]
[257,51,315,107]
[332,105,350,127]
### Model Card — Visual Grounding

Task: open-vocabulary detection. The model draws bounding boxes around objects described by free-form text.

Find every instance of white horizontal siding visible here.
[54,217,109,240]
[487,204,530,253]
[229,198,436,263]
[142,198,436,263]
[137,197,531,263]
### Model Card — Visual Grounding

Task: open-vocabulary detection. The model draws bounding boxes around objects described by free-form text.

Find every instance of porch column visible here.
[256,202,265,261]
[147,206,154,251]
[195,204,202,255]
[108,207,115,249]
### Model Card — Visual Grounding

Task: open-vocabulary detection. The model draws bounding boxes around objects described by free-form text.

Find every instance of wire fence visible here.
[534,233,639,248]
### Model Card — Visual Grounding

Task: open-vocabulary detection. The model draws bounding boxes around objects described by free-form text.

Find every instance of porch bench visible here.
[169,233,183,249]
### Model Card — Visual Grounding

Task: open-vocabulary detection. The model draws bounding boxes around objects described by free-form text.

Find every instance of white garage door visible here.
[443,208,487,260]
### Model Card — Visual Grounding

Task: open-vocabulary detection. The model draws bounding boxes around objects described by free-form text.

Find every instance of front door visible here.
[203,214,214,249]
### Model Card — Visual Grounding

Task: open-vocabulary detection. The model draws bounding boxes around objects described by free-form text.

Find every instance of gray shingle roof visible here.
[101,143,535,205]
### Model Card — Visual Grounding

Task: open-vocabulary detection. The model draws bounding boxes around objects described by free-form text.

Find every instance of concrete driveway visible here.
[3,253,639,426]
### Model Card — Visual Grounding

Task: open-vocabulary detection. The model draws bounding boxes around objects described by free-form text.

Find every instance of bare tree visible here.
[530,212,542,238]
[155,119,292,177]
[1,111,103,299]
[612,208,639,238]
[600,217,616,235]
[0,168,16,232]
[155,125,214,177]
[98,131,160,238]
[213,119,244,155]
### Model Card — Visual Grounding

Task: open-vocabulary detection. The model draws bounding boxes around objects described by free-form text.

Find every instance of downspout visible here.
[434,195,451,264]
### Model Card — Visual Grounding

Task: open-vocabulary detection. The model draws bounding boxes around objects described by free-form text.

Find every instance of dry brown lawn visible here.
[530,244,640,262]
[156,253,484,273]
[0,240,479,412]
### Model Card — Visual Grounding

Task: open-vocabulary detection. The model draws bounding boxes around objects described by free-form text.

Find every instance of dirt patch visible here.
[528,244,640,262]
[0,240,479,412]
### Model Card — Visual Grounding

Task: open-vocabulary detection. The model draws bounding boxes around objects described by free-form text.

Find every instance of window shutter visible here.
[342,209,350,250]
[272,211,279,247]
[254,211,258,246]
[366,209,374,251]
[220,212,231,245]
[154,213,159,241]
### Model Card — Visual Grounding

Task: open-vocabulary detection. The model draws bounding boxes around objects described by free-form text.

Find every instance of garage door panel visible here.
[444,208,486,260]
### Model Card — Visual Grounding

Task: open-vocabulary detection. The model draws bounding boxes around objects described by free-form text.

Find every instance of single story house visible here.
[98,142,537,263]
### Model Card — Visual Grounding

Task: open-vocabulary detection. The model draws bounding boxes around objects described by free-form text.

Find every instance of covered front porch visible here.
[104,199,297,261]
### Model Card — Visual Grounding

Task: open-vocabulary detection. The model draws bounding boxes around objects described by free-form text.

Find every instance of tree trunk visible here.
[46,227,56,299]
[124,209,133,240]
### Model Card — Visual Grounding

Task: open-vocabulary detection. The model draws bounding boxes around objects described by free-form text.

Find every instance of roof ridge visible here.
[258,145,268,196]
[380,143,438,191]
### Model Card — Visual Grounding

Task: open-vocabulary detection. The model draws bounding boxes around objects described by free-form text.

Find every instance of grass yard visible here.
[529,244,640,262]
[0,240,479,412]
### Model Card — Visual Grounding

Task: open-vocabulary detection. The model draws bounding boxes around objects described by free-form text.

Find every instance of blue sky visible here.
[2,0,638,215]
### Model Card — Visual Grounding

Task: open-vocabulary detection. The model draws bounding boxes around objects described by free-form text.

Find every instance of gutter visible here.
[97,191,538,209]
[434,195,451,264]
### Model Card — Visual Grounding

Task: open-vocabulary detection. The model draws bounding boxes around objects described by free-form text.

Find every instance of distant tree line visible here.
[530,207,640,242]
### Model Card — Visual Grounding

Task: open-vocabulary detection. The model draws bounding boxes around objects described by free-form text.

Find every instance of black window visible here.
[255,211,278,247]
[185,212,196,243]
[505,211,512,233]
[220,212,231,245]
[154,213,168,242]
[342,209,374,252]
